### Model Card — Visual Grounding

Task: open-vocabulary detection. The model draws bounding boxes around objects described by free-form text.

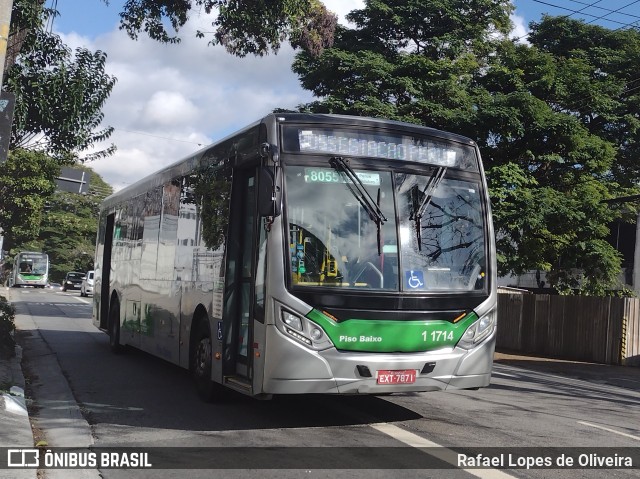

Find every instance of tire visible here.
[108,298,123,353]
[191,319,219,402]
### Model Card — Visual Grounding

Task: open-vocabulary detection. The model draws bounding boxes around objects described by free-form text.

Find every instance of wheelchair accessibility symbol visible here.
[405,270,425,290]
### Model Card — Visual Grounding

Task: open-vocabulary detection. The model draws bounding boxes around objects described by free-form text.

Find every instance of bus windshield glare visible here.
[284,134,486,293]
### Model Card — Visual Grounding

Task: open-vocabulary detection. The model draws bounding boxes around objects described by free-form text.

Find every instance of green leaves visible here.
[7,164,113,283]
[118,0,337,57]
[292,1,639,295]
[6,28,117,162]
[0,149,59,247]
[0,295,16,359]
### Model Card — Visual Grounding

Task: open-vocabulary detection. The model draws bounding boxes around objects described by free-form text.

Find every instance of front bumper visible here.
[262,325,496,394]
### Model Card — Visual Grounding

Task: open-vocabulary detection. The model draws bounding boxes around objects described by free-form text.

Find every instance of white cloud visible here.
[323,0,364,25]
[57,0,528,191]
[141,91,199,127]
[511,13,530,44]
[58,17,315,191]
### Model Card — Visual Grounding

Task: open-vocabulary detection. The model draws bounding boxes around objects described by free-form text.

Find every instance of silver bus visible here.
[93,113,497,400]
[12,251,49,288]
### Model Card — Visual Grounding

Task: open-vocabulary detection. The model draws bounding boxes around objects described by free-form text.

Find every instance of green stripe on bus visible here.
[306,309,477,353]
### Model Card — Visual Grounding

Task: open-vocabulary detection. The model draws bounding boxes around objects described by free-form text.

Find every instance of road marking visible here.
[578,421,640,441]
[371,422,517,479]
[491,371,519,378]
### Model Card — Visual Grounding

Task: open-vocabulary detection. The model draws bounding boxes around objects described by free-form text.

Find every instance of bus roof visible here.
[275,113,476,145]
[101,113,477,210]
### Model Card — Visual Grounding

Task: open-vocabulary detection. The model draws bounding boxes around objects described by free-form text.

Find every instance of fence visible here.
[496,293,640,366]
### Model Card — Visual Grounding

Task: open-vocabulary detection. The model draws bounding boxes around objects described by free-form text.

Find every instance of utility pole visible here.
[0,0,11,270]
[0,0,13,90]
[0,0,13,164]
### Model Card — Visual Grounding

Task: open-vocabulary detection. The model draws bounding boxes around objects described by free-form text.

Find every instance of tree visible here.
[13,166,113,282]
[0,2,116,284]
[114,0,337,57]
[526,16,640,189]
[469,37,636,295]
[291,1,638,295]
[293,0,512,129]
[0,148,59,249]
[5,1,117,163]
[0,295,16,359]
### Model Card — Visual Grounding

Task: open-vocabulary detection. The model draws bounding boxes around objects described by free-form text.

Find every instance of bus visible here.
[93,113,497,400]
[12,251,49,288]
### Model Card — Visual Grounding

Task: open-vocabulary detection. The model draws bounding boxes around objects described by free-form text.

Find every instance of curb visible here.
[0,342,34,453]
[1,344,28,416]
[2,388,27,416]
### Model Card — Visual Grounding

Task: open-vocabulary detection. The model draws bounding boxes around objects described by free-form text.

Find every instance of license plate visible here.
[376,369,416,385]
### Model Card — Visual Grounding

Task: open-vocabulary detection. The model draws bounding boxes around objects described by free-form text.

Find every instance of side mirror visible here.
[258,166,281,217]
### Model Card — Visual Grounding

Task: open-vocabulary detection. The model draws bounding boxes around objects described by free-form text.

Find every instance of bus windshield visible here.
[285,165,487,292]
[286,165,398,290]
[18,254,48,275]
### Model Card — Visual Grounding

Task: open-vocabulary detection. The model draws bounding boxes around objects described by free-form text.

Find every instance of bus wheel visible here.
[192,320,217,401]
[108,299,123,354]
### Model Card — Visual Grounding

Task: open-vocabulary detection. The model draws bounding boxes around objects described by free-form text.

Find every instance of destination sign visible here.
[285,127,479,170]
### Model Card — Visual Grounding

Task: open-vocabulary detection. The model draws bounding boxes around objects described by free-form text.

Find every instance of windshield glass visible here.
[284,165,487,293]
[285,165,398,290]
[18,255,47,275]
[396,172,486,291]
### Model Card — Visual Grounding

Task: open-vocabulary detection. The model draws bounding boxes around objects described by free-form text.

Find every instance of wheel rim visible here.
[195,337,211,378]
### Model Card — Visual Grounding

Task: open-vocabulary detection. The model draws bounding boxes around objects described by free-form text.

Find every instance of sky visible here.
[46,0,640,191]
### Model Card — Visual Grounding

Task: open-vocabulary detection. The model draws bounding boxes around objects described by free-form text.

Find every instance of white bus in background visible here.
[12,251,49,288]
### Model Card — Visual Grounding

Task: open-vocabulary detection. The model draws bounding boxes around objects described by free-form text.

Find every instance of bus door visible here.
[223,169,258,380]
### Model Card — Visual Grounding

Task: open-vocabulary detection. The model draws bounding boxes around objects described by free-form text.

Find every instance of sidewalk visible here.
[0,344,31,444]
[0,286,36,478]
[0,342,36,478]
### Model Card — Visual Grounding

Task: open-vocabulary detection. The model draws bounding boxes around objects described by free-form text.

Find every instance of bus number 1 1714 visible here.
[423,330,454,342]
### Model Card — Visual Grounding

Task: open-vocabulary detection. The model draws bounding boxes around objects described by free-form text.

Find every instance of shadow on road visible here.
[18,327,423,434]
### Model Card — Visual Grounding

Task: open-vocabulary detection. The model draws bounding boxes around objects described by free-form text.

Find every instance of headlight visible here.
[278,307,330,350]
[309,327,323,341]
[281,311,303,331]
[458,310,496,349]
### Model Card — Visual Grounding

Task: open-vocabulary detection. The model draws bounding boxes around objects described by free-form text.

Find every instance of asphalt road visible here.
[9,287,640,479]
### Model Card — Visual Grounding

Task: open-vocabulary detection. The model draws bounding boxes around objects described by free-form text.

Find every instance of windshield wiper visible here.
[410,167,447,251]
[329,157,387,254]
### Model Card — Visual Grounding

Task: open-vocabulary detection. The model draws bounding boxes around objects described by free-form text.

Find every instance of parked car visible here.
[62,272,85,292]
[80,270,94,297]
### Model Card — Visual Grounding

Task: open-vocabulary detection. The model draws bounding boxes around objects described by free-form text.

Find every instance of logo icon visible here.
[405,270,425,290]
[7,449,40,468]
